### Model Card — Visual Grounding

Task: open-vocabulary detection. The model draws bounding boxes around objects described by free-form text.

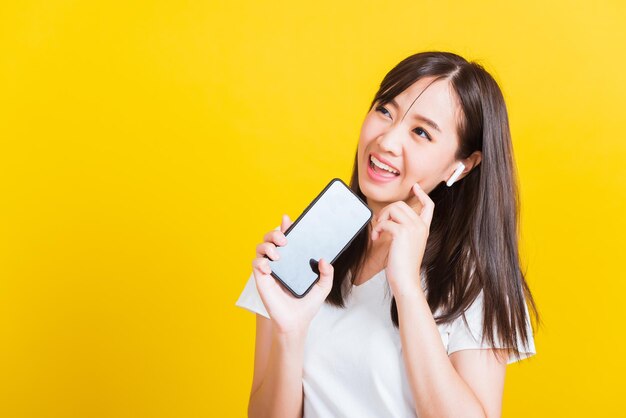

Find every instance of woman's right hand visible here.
[252,214,334,336]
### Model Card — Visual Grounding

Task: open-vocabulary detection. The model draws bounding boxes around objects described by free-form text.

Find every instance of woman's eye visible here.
[375,105,391,118]
[413,127,431,141]
[375,105,431,141]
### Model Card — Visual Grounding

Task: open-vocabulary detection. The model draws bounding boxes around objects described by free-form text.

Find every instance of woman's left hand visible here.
[371,182,435,298]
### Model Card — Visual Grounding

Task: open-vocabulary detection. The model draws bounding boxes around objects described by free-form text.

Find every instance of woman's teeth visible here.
[370,155,400,176]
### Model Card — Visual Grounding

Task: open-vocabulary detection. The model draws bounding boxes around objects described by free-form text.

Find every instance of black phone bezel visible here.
[268,177,373,298]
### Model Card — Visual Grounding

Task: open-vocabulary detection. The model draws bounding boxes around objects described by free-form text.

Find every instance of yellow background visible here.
[1,1,625,417]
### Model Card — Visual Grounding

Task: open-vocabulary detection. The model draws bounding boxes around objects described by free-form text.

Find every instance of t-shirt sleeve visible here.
[447,291,536,365]
[235,270,271,319]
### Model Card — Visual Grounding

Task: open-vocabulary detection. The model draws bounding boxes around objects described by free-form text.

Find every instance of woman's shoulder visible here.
[445,287,536,364]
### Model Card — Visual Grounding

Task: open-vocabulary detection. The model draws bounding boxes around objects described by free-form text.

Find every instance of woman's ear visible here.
[457,151,482,181]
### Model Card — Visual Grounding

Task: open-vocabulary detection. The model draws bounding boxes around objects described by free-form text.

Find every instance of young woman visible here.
[236,51,539,418]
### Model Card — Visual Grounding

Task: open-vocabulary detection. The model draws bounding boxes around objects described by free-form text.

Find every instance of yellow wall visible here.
[1,1,624,416]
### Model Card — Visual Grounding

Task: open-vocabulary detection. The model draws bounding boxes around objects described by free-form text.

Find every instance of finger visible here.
[252,257,272,276]
[406,184,425,213]
[412,183,434,226]
[395,201,421,223]
[311,257,334,296]
[380,203,415,224]
[252,258,285,297]
[281,214,293,234]
[263,229,288,247]
[374,204,395,227]
[377,201,417,222]
[373,204,412,240]
[255,242,281,260]
[372,219,401,241]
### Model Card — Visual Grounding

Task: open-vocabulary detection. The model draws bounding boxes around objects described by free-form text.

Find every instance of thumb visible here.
[315,258,334,294]
[280,213,293,233]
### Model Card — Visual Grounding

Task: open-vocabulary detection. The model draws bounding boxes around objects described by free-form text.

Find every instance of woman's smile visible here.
[367,153,401,183]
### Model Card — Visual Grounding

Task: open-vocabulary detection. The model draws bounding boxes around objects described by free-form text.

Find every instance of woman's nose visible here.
[376,126,403,155]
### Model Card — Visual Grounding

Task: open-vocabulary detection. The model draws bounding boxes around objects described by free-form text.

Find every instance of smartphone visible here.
[267,178,373,298]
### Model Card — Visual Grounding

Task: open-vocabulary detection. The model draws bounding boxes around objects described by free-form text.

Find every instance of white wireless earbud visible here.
[446,162,465,187]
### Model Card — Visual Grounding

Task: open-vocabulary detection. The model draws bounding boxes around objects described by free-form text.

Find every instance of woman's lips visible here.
[367,156,400,183]
[371,152,400,173]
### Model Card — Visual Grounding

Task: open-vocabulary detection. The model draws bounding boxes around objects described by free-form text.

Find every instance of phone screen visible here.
[268,178,372,298]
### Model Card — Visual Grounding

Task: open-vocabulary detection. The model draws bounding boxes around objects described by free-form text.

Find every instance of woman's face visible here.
[357,76,465,214]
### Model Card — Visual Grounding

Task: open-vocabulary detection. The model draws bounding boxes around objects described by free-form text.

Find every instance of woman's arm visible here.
[448,349,507,417]
[395,276,508,418]
[247,216,335,417]
[248,314,307,418]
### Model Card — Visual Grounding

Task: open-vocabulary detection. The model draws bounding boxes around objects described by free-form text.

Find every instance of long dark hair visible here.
[327,51,540,362]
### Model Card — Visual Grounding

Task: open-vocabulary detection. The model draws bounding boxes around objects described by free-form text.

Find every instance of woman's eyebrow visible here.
[388,98,442,133]
[410,113,441,133]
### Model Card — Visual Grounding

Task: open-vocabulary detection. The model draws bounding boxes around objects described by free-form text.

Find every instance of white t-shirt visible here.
[235,263,536,417]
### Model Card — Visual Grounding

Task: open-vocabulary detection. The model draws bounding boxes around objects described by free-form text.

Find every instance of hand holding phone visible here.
[267,178,372,298]
[251,214,336,335]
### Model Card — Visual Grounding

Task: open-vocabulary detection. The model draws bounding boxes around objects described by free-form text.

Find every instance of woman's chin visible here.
[361,184,402,205]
